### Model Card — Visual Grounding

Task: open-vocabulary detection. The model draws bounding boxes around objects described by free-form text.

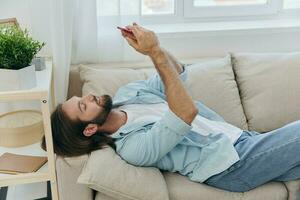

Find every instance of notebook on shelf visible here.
[0,152,47,174]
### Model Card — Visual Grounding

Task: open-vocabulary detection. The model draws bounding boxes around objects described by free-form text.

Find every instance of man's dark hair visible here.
[41,104,116,157]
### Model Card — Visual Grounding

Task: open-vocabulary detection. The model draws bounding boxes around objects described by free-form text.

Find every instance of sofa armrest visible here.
[56,155,93,200]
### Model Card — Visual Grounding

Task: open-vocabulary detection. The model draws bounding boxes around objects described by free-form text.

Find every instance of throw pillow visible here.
[185,55,248,130]
[232,52,300,132]
[77,147,169,200]
[80,66,147,97]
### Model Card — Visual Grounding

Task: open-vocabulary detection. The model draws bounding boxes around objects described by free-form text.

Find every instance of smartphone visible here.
[117,26,133,34]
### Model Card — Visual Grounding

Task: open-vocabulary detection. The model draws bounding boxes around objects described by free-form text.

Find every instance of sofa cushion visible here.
[163,172,287,200]
[68,66,83,98]
[80,66,147,97]
[232,52,300,132]
[95,192,118,200]
[185,55,248,130]
[79,55,248,129]
[77,147,169,200]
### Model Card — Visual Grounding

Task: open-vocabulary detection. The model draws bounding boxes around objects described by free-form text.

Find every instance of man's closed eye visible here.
[81,102,86,111]
[78,101,86,112]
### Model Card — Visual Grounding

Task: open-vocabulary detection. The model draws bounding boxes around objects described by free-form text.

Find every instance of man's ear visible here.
[83,123,98,137]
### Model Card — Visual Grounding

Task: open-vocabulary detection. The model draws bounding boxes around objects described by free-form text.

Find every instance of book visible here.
[0,153,47,174]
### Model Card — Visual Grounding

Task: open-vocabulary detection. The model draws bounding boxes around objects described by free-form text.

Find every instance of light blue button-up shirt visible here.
[111,66,240,182]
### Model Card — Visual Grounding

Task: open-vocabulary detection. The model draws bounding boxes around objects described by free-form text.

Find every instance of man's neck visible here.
[97,109,127,134]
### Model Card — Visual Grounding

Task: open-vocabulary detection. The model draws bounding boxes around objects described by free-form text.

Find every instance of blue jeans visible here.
[205,120,300,197]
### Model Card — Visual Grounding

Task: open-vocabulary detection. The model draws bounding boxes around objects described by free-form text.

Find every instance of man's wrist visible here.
[148,46,163,58]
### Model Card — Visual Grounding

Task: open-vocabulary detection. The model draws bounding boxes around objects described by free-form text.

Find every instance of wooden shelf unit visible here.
[0,60,59,200]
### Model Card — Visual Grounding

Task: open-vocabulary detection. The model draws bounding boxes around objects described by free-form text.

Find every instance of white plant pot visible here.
[0,65,37,92]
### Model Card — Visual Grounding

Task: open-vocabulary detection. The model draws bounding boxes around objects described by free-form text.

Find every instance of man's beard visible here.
[91,95,113,125]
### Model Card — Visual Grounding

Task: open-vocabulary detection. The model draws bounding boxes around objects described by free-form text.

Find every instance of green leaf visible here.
[0,26,45,70]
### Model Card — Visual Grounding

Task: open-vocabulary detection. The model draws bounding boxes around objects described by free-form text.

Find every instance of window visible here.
[184,0,282,18]
[284,0,300,9]
[96,0,300,24]
[194,0,268,6]
[141,0,175,15]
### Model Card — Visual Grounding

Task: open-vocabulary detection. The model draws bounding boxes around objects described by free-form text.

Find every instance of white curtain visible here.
[27,0,142,104]
[93,0,142,63]
[49,0,76,104]
[37,0,97,104]
[72,0,142,64]
[24,0,78,104]
[71,0,98,64]
[50,0,142,103]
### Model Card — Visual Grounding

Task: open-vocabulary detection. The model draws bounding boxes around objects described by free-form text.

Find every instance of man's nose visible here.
[82,94,92,102]
[87,93,94,101]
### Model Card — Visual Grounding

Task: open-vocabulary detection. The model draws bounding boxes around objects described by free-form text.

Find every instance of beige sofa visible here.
[56,53,300,200]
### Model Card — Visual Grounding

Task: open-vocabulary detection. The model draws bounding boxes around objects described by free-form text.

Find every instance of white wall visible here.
[158,29,300,59]
[0,0,52,56]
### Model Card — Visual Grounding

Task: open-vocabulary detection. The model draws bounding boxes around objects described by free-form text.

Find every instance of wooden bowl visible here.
[0,110,44,147]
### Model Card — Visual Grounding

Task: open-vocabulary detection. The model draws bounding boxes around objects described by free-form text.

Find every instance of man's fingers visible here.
[132,28,141,38]
[125,36,138,49]
[133,23,142,31]
[128,23,148,38]
[121,30,137,41]
[126,25,141,39]
[133,22,146,32]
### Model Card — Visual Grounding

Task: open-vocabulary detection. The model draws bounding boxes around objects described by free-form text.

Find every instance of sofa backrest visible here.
[68,52,300,133]
[69,55,248,130]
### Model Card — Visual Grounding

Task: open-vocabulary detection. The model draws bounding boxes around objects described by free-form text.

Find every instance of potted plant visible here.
[0,25,45,91]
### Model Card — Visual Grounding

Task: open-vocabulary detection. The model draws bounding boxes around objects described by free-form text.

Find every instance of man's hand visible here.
[120,23,184,74]
[121,23,160,56]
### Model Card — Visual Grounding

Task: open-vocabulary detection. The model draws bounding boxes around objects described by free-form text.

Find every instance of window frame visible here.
[183,0,283,18]
[283,0,300,9]
[140,0,182,25]
[139,0,299,25]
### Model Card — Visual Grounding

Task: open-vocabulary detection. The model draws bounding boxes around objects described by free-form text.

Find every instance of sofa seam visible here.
[229,53,250,130]
[281,182,290,200]
[86,180,147,200]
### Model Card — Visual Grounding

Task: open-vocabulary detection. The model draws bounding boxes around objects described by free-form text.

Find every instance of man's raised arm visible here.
[122,23,198,125]
[163,48,184,74]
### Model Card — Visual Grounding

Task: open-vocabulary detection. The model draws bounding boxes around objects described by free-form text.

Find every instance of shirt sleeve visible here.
[145,64,188,94]
[118,109,192,166]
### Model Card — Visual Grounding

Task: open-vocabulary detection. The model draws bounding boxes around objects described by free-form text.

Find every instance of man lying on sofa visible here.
[43,23,300,194]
